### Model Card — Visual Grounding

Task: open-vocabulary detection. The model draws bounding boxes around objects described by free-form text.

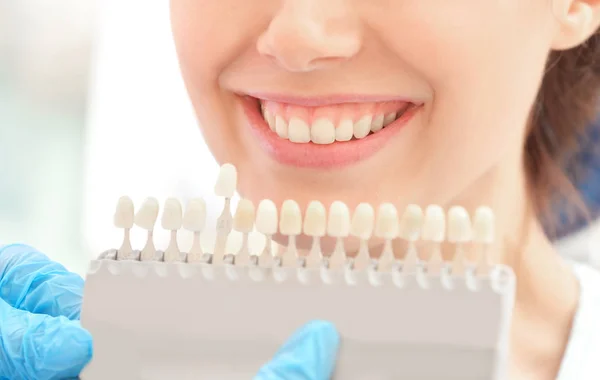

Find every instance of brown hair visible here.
[526,29,600,238]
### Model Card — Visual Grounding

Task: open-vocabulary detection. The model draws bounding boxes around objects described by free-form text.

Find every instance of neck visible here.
[506,217,580,377]
[457,154,580,377]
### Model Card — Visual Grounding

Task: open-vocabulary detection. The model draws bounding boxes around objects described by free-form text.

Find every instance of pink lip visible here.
[241,96,421,169]
[242,92,422,107]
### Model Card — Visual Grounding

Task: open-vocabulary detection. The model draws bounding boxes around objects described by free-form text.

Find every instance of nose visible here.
[257,0,362,72]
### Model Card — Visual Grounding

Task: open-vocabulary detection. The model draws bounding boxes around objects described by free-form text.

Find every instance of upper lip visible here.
[242,92,421,107]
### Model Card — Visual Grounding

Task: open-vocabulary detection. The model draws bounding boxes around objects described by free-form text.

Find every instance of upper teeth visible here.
[261,108,400,144]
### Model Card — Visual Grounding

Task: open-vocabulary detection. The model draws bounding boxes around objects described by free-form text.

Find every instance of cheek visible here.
[170,0,264,168]
[171,0,276,94]
[374,0,554,195]
[171,0,260,81]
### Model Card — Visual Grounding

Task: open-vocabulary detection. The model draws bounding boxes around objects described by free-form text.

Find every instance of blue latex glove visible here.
[0,243,338,380]
[256,320,340,380]
[0,244,93,380]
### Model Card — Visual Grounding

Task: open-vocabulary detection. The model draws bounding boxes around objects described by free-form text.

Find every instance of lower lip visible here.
[241,97,420,169]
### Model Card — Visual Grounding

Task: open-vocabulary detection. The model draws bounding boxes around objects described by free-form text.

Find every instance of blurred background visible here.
[0,0,98,274]
[0,0,223,275]
[0,0,599,276]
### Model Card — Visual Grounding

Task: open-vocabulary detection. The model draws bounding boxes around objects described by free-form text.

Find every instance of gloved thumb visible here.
[255,321,340,380]
[0,297,92,380]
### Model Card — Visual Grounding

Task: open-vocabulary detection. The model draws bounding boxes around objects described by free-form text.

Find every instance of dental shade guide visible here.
[303,200,327,270]
[213,163,237,265]
[136,197,161,262]
[325,201,350,277]
[80,164,515,380]
[374,202,400,273]
[279,199,302,268]
[183,197,207,263]
[349,202,374,272]
[114,196,136,261]
[256,199,277,268]
[424,205,446,276]
[162,198,185,263]
[232,198,255,267]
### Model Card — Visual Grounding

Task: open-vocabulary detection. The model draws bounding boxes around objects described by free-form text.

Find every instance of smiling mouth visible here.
[257,99,412,144]
[241,95,421,168]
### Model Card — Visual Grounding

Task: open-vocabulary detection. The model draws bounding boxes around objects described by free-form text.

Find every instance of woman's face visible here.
[170,0,559,217]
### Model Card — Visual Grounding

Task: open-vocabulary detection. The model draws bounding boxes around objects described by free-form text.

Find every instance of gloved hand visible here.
[0,243,339,380]
[255,320,340,380]
[0,244,92,380]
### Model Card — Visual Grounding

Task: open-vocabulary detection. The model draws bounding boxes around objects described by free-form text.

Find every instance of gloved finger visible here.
[255,320,340,380]
[0,297,93,380]
[0,244,84,320]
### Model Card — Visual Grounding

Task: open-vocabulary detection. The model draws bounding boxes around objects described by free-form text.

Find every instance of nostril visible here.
[262,53,279,66]
[261,51,351,72]
[308,56,349,68]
